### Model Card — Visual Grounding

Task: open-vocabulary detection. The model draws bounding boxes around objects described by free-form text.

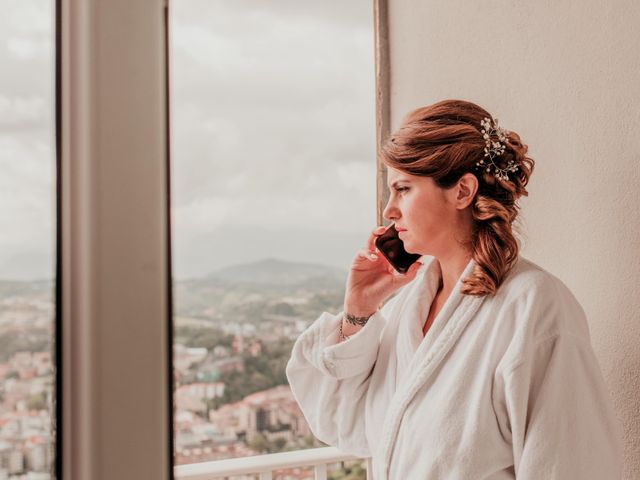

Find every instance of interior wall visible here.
[386,1,640,477]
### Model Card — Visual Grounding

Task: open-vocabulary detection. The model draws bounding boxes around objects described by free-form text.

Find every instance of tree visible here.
[247,432,269,453]
[328,461,366,480]
[27,393,47,411]
[273,438,287,452]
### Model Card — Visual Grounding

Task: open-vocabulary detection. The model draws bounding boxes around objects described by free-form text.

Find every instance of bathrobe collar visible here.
[379,255,488,476]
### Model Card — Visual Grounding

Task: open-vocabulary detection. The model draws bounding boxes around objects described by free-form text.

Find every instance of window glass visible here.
[170,1,374,474]
[0,1,56,478]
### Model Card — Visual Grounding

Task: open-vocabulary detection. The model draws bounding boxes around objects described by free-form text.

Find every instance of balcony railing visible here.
[174,446,372,480]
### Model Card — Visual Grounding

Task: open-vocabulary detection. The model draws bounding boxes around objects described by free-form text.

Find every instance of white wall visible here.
[387,1,639,477]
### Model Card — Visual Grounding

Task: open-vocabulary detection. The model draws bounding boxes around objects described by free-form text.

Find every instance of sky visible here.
[0,0,55,281]
[0,0,377,280]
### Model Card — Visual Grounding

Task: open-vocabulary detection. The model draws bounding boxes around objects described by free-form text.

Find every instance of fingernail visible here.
[369,254,378,260]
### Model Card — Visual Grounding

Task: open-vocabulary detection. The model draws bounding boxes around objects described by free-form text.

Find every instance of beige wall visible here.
[386,1,639,477]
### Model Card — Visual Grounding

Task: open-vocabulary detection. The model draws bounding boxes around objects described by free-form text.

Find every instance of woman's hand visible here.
[343,226,423,317]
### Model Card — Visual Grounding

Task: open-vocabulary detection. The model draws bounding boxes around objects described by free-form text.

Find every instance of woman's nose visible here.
[383,199,399,221]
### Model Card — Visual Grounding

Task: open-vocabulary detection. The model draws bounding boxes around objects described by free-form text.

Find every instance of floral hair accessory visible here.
[475,117,519,181]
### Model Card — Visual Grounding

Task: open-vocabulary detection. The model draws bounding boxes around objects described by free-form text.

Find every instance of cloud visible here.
[0,0,376,280]
[0,95,50,131]
[172,162,375,238]
[170,0,372,36]
[6,36,51,60]
[0,134,55,279]
[0,0,55,279]
[170,0,376,219]
[168,0,377,278]
[2,1,52,35]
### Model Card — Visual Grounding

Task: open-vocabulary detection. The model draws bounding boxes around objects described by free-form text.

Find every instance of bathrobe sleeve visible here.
[499,333,624,479]
[285,294,400,458]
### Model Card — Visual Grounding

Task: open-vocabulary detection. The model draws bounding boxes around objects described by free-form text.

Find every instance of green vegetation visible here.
[174,326,234,351]
[305,291,344,314]
[247,432,288,454]
[211,337,294,409]
[0,330,51,362]
[328,461,367,480]
[26,392,47,411]
[265,301,297,316]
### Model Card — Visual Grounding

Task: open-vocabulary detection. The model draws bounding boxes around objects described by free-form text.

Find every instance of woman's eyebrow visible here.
[388,180,411,189]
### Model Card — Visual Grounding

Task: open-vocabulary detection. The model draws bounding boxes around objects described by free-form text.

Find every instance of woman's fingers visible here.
[356,249,378,262]
[368,225,387,253]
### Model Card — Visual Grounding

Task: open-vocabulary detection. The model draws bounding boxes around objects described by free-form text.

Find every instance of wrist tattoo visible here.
[344,311,374,326]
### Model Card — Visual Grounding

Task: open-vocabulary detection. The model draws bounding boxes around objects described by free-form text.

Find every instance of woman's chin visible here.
[402,242,421,255]
[402,239,427,256]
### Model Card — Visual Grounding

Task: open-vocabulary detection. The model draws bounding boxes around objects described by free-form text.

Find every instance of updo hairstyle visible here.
[380,99,535,296]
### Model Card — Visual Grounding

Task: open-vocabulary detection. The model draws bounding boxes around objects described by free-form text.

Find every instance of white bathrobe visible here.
[286,255,623,479]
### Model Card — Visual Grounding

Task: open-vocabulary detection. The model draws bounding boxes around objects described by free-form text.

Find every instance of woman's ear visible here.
[454,173,478,209]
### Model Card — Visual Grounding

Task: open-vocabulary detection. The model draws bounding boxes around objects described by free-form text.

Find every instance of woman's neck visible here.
[435,249,472,295]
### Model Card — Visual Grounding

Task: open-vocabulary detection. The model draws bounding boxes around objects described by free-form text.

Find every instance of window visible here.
[170,0,376,475]
[0,1,57,478]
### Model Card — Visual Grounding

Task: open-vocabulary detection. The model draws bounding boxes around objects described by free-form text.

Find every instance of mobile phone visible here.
[374,224,422,274]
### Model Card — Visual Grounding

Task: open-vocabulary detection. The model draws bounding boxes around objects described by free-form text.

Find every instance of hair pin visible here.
[475,117,518,181]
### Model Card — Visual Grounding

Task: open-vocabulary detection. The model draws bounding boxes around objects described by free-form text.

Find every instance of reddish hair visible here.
[381,99,535,296]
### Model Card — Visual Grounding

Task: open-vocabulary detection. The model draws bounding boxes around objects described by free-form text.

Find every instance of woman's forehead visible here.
[386,168,415,185]
[387,168,436,190]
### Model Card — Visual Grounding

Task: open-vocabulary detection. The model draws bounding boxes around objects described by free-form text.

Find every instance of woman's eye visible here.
[395,187,409,193]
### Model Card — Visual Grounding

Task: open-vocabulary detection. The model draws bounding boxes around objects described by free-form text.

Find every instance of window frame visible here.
[58,0,172,478]
[374,0,391,226]
[57,1,389,478]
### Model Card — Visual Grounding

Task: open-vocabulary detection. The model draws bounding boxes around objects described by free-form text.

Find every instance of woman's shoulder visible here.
[492,255,591,342]
[501,255,578,302]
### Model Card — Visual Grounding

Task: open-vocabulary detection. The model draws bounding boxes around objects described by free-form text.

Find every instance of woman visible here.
[285,99,623,479]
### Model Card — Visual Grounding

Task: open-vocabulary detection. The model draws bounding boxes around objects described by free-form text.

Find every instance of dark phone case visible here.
[374,224,422,274]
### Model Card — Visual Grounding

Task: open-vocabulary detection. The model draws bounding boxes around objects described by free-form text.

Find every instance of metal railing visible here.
[174,446,372,480]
